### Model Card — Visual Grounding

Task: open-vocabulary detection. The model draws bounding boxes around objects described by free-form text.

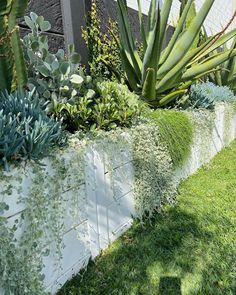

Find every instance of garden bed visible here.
[1,103,236,294]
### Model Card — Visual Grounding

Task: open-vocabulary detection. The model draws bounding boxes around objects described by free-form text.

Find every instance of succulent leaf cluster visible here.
[0,90,61,170]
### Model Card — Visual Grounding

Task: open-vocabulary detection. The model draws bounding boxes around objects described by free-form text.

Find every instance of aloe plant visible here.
[209,38,236,93]
[0,0,28,92]
[115,0,236,107]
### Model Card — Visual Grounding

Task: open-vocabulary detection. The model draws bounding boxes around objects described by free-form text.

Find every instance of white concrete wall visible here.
[126,0,236,34]
[1,103,236,294]
[169,0,236,34]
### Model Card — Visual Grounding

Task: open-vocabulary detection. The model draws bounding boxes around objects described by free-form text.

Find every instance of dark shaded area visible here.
[159,277,182,295]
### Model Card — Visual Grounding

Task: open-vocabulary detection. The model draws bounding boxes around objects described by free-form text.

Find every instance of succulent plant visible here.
[0,90,62,170]
[0,0,28,92]
[189,82,235,109]
[23,12,95,106]
[114,0,236,107]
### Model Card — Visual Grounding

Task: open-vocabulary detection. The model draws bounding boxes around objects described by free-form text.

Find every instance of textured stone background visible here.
[89,0,145,42]
[19,0,64,52]
[86,0,174,50]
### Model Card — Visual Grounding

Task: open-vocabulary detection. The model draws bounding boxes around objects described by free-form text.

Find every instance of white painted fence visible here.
[1,103,236,294]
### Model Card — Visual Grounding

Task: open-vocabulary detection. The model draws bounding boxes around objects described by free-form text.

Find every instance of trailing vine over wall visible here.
[0,138,86,295]
[131,124,177,218]
[88,122,177,219]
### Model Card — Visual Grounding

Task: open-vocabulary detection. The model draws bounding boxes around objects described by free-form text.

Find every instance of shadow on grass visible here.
[159,276,182,295]
[57,143,236,295]
[58,207,214,295]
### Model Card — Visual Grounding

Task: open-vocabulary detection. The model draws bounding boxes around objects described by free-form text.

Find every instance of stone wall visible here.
[19,0,65,52]
[18,0,236,63]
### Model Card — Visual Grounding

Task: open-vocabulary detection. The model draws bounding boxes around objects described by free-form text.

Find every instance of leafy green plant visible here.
[50,81,144,132]
[0,90,61,170]
[82,0,123,80]
[114,0,236,107]
[23,12,95,105]
[0,0,28,92]
[189,82,235,109]
[94,81,145,129]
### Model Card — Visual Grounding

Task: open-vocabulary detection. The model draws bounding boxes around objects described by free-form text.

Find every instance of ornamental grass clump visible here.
[144,109,194,167]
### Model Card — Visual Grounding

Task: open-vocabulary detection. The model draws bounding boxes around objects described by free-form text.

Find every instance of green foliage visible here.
[144,109,193,167]
[0,0,28,92]
[51,81,144,132]
[189,82,236,109]
[23,12,95,107]
[57,140,236,295]
[115,0,236,107]
[82,0,123,80]
[94,81,145,130]
[209,37,236,93]
[23,13,140,132]
[0,90,61,170]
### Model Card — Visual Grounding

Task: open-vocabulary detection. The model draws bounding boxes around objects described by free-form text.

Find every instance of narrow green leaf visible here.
[142,68,156,101]
[142,7,161,82]
[182,48,236,81]
[158,89,187,106]
[157,0,214,79]
[147,0,157,37]
[159,0,173,50]
[160,0,194,65]
[137,0,147,50]
[117,0,142,79]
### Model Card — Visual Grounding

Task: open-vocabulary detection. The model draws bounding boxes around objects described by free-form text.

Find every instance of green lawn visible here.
[58,141,236,295]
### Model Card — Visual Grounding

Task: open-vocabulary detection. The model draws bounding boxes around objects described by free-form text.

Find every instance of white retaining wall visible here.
[125,0,236,34]
[1,104,236,294]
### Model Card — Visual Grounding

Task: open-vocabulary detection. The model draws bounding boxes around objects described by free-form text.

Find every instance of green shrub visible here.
[144,109,193,167]
[82,0,123,80]
[51,81,144,132]
[189,82,236,109]
[23,13,140,132]
[0,90,61,170]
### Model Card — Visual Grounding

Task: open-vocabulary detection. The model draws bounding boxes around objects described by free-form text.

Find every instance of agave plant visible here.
[115,0,236,107]
[209,38,236,93]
